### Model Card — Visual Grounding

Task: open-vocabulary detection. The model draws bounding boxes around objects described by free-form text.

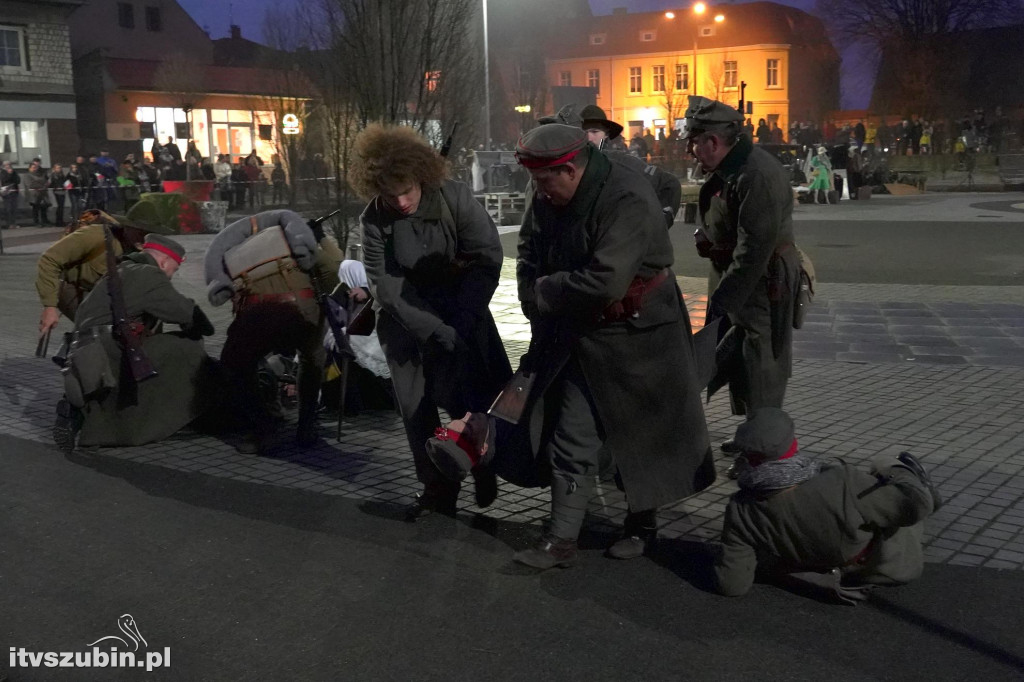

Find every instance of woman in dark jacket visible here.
[352,124,512,519]
[66,162,89,221]
[46,163,69,227]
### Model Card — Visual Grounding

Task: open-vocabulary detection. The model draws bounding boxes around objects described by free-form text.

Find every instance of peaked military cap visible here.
[515,124,588,169]
[141,233,186,264]
[580,104,625,139]
[682,95,744,139]
[537,104,582,127]
[733,408,796,460]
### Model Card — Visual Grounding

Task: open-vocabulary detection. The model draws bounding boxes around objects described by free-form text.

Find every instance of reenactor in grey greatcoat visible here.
[687,96,801,456]
[53,235,220,451]
[513,124,714,569]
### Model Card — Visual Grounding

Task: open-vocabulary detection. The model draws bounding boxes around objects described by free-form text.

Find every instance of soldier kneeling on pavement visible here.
[713,408,942,604]
[54,235,221,451]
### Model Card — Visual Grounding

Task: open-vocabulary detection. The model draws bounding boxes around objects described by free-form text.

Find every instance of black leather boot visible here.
[607,509,658,560]
[513,533,579,570]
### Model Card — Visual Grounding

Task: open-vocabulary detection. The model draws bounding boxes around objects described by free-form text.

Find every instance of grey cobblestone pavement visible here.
[2,233,1023,572]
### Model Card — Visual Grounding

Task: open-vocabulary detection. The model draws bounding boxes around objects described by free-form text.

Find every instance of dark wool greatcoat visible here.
[71,252,220,446]
[362,179,512,482]
[698,135,800,415]
[714,460,935,597]
[518,148,714,511]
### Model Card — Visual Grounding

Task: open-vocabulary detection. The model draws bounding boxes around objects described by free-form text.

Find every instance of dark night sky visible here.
[178,0,869,108]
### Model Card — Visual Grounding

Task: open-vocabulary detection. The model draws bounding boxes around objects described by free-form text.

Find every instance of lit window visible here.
[629,66,642,94]
[425,70,441,92]
[559,71,571,87]
[767,58,779,87]
[652,65,665,93]
[587,69,600,92]
[675,63,689,91]
[118,3,135,29]
[724,61,737,88]
[0,26,24,68]
[20,120,39,148]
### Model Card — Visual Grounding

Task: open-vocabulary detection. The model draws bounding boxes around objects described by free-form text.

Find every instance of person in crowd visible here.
[214,154,233,202]
[755,118,771,145]
[687,96,800,454]
[118,160,141,211]
[52,234,221,452]
[271,162,287,205]
[25,160,50,226]
[511,123,714,569]
[185,140,203,166]
[807,147,833,204]
[205,210,343,454]
[89,155,111,211]
[713,409,942,602]
[230,162,247,209]
[352,123,512,520]
[1,160,20,230]
[47,163,69,227]
[243,161,263,209]
[67,162,90,221]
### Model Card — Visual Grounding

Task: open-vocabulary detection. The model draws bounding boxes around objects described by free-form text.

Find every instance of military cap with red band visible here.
[142,233,186,264]
[515,124,589,169]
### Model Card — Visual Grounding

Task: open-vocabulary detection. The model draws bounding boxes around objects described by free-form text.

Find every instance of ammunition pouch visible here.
[64,328,117,403]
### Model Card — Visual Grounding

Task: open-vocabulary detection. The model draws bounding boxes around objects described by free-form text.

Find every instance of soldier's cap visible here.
[733,408,798,461]
[580,104,624,139]
[424,413,493,481]
[537,104,582,128]
[515,124,588,169]
[110,199,175,235]
[682,95,744,140]
[141,233,186,264]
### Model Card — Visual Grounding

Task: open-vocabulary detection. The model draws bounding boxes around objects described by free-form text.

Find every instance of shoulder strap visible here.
[438,184,456,234]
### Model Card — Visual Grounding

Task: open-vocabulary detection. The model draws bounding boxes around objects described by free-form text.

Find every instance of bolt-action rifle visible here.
[104,225,156,384]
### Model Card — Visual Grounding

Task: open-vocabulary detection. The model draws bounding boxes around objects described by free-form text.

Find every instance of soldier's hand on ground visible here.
[428,324,459,354]
[39,307,60,336]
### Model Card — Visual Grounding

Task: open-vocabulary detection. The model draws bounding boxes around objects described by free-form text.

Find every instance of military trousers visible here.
[221,300,324,435]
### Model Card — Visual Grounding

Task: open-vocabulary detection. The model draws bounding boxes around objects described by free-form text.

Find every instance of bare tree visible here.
[661,59,691,130]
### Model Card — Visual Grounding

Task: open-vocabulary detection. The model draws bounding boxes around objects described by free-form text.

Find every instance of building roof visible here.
[104,58,316,98]
[212,25,293,68]
[546,2,835,60]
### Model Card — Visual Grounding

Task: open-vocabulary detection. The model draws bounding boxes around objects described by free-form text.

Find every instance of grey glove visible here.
[208,280,235,307]
[428,324,458,353]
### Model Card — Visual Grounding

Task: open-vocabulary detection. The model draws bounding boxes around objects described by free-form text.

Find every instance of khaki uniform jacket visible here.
[699,135,799,414]
[36,223,126,312]
[715,460,934,597]
[518,147,714,511]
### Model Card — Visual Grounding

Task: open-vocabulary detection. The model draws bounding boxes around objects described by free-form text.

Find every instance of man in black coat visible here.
[513,124,714,569]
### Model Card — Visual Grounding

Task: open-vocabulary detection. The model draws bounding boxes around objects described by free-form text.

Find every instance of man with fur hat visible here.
[512,123,714,569]
[541,104,682,228]
[54,234,221,451]
[686,95,800,451]
[714,408,942,602]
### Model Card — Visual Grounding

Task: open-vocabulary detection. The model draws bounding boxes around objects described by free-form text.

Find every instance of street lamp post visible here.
[687,3,724,98]
[483,0,491,151]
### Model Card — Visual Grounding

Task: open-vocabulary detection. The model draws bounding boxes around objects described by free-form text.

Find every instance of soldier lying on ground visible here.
[53,235,221,451]
[713,408,942,603]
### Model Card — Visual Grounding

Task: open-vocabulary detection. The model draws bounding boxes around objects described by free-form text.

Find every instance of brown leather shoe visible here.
[404,483,459,522]
[513,533,578,570]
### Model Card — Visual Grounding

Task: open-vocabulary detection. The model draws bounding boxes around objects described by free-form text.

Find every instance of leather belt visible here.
[241,288,316,306]
[600,268,670,323]
[73,321,147,343]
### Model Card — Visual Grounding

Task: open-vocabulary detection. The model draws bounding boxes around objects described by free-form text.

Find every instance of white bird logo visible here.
[87,614,148,652]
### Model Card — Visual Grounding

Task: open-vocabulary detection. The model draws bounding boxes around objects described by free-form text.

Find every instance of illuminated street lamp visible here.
[690,4,725,97]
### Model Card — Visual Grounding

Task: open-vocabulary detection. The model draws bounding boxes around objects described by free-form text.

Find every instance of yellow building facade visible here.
[544,3,838,141]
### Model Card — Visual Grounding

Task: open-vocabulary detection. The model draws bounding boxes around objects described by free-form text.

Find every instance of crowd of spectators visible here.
[0,140,289,230]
